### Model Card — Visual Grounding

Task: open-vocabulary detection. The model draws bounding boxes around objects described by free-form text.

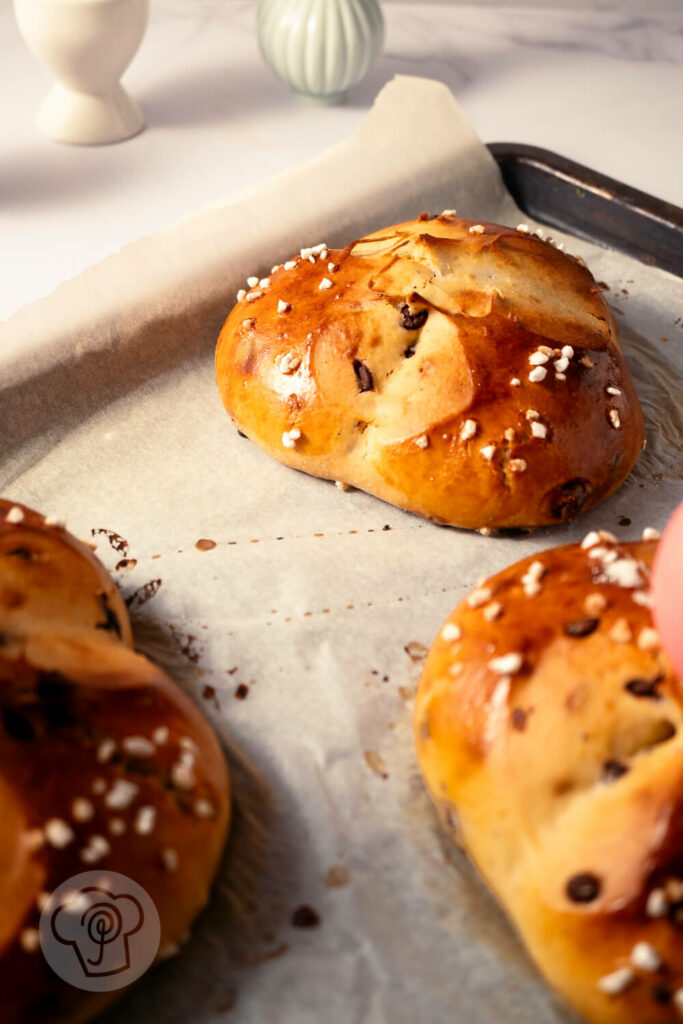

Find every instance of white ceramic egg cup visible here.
[13,0,149,146]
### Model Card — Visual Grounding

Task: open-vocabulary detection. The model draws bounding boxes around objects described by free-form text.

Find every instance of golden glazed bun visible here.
[414,529,683,1023]
[216,214,644,530]
[0,499,230,1023]
[0,502,133,648]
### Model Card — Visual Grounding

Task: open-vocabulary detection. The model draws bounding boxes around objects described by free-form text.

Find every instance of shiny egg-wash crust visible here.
[0,500,133,647]
[216,214,644,531]
[0,499,230,1024]
[414,531,683,1024]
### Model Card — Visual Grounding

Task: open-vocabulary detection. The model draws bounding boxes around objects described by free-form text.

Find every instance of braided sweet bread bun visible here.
[414,530,683,1023]
[216,214,644,530]
[0,499,230,1023]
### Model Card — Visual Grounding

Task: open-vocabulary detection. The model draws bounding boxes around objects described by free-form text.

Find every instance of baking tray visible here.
[488,142,683,278]
[2,98,681,1023]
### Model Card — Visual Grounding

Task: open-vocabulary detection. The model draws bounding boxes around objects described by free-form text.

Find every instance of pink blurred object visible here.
[652,503,683,677]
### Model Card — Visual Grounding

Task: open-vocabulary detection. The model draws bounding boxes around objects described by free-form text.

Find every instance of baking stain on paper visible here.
[125,578,162,609]
[91,527,129,555]
[195,538,217,551]
[364,749,389,778]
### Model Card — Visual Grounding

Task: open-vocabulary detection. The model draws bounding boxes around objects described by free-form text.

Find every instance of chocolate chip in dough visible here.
[95,592,123,639]
[511,708,529,731]
[624,674,665,699]
[566,873,601,903]
[6,547,33,560]
[563,617,600,638]
[602,759,629,782]
[37,673,77,729]
[651,985,672,1005]
[3,707,35,742]
[352,359,375,393]
[400,304,428,331]
[547,478,591,522]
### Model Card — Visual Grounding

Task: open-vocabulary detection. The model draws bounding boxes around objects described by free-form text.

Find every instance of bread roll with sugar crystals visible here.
[0,500,133,648]
[414,529,683,1023]
[0,499,230,1023]
[216,214,644,530]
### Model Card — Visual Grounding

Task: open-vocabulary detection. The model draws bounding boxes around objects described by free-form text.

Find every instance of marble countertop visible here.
[1,1,681,322]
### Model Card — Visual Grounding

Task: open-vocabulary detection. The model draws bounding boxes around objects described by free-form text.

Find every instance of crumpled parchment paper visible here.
[1,75,681,1024]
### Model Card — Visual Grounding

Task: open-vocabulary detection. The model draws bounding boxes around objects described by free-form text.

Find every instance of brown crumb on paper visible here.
[404,641,428,663]
[91,528,129,556]
[169,627,201,664]
[115,558,137,571]
[195,538,217,551]
[235,683,249,700]
[325,865,351,888]
[365,750,389,778]
[125,578,162,609]
[202,684,220,709]
[291,905,320,928]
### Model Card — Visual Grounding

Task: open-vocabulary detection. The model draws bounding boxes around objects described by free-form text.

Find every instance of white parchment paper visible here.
[1,76,681,1024]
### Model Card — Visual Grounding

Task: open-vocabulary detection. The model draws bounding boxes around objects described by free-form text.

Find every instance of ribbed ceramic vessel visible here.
[257,0,384,105]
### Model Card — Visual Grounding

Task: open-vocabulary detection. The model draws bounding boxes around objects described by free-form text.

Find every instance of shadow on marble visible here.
[0,145,136,209]
[138,62,292,129]
[346,52,471,109]
[137,51,474,127]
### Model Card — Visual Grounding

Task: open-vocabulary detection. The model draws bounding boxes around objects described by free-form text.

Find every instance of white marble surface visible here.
[1,1,681,322]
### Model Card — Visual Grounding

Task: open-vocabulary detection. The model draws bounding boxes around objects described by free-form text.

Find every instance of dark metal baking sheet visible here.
[488,143,683,279]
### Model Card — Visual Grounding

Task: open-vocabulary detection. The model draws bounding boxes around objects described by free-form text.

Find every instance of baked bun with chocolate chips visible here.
[0,502,133,648]
[216,214,644,531]
[414,528,683,1023]
[0,499,230,1023]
